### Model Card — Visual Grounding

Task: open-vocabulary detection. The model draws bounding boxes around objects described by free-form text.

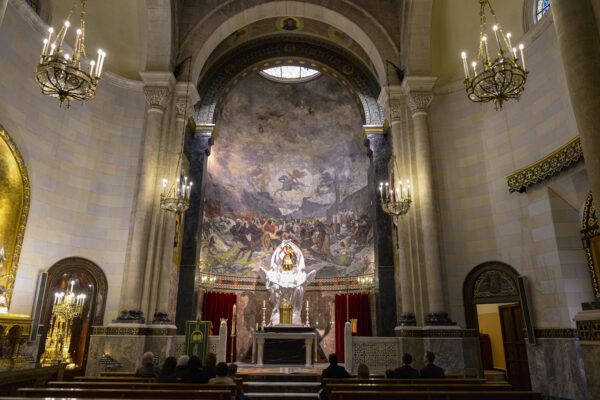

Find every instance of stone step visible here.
[248,381,321,393]
[247,393,319,400]
[484,369,507,382]
[247,373,320,382]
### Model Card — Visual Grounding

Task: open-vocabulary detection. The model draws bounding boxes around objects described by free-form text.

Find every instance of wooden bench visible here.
[74,376,155,382]
[48,380,247,393]
[325,383,512,398]
[100,371,137,377]
[17,387,232,400]
[330,390,542,400]
[322,378,488,388]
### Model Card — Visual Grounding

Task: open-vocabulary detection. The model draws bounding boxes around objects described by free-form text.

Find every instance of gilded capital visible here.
[408,92,433,116]
[143,86,171,110]
[175,97,194,119]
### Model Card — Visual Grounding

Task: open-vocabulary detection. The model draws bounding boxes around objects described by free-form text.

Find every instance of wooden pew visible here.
[100,371,137,377]
[322,378,488,388]
[325,383,512,398]
[48,380,247,393]
[74,376,154,382]
[17,387,232,400]
[330,390,542,400]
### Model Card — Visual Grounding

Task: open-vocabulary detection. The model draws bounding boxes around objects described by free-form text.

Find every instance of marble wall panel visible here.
[85,335,146,377]
[526,339,588,400]
[580,343,600,400]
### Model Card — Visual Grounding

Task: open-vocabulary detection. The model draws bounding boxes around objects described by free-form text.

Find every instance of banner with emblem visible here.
[184,320,212,361]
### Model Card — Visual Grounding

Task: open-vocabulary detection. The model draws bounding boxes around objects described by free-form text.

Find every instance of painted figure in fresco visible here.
[258,240,316,325]
[275,170,307,197]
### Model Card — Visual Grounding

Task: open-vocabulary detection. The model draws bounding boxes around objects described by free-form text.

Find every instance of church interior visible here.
[0,0,600,399]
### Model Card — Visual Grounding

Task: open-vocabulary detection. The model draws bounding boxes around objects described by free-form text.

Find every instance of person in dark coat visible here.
[181,355,204,383]
[320,354,350,400]
[420,351,445,378]
[175,355,190,380]
[200,352,217,383]
[135,352,159,377]
[155,356,178,383]
[394,353,419,379]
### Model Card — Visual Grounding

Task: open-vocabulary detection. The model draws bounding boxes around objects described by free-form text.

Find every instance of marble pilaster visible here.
[176,123,214,332]
[551,0,600,208]
[117,72,174,323]
[574,305,600,400]
[363,125,396,337]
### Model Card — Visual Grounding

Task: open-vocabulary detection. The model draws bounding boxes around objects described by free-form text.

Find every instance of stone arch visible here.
[38,257,108,368]
[462,261,521,329]
[195,35,383,125]
[0,125,30,312]
[177,0,400,87]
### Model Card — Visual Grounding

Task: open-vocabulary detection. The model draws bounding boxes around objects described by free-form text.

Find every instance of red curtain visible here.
[334,293,372,362]
[202,292,237,362]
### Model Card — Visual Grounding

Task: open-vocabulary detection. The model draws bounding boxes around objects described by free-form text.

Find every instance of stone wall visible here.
[430,17,594,329]
[0,3,145,324]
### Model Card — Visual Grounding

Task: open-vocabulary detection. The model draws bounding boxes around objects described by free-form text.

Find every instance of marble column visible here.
[116,72,174,323]
[551,0,600,208]
[403,77,452,325]
[363,125,397,336]
[175,123,214,333]
[153,82,200,324]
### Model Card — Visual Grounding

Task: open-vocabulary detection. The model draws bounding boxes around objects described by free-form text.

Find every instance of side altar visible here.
[254,240,317,366]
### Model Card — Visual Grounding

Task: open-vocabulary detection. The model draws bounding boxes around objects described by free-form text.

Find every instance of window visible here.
[260,66,320,82]
[25,0,39,13]
[536,0,550,21]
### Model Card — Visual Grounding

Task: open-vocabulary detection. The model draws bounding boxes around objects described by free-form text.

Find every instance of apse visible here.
[199,68,372,279]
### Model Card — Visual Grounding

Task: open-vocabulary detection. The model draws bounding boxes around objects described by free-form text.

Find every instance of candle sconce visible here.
[379,156,411,217]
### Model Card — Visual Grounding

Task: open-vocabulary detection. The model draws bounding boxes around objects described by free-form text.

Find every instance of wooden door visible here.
[499,303,531,390]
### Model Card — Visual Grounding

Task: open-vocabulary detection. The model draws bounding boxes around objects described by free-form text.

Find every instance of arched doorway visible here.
[37,257,107,371]
[463,261,531,390]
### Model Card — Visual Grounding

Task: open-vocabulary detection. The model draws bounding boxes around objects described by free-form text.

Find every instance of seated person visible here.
[201,352,218,382]
[357,363,370,379]
[420,351,445,378]
[321,353,350,383]
[209,362,235,384]
[394,353,419,379]
[385,369,395,378]
[181,355,204,383]
[155,356,178,382]
[136,352,159,377]
[175,355,189,380]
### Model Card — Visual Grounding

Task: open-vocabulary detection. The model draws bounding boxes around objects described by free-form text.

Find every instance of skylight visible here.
[260,66,320,82]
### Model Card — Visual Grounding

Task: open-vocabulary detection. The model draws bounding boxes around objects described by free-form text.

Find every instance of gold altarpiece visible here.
[0,125,32,367]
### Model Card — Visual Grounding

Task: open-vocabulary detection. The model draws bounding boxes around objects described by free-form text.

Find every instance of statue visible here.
[258,240,316,325]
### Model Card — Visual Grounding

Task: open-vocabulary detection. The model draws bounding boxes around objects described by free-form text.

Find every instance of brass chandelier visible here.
[380,156,411,217]
[35,0,105,107]
[461,0,527,109]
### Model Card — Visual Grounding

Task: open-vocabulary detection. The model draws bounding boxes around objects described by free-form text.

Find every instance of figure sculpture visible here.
[258,239,316,325]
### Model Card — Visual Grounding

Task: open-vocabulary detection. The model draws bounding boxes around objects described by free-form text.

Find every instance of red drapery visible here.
[202,292,237,362]
[334,293,372,363]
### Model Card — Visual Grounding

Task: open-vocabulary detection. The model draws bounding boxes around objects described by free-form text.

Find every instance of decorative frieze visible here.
[91,326,176,336]
[395,329,479,338]
[505,136,583,193]
[576,321,600,341]
[529,328,579,339]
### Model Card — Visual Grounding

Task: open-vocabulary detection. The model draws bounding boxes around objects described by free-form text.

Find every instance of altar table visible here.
[252,329,316,367]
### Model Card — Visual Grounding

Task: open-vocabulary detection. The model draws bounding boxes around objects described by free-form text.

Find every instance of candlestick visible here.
[263,299,266,307]
[97,51,106,77]
[58,20,70,50]
[506,33,514,57]
[89,60,96,76]
[471,61,477,75]
[41,39,49,58]
[74,29,82,57]
[482,36,489,66]
[492,25,502,54]
[461,52,469,79]
[519,44,526,70]
[49,43,56,56]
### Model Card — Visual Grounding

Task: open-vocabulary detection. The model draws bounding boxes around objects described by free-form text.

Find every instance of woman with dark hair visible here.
[181,355,204,383]
[155,356,178,383]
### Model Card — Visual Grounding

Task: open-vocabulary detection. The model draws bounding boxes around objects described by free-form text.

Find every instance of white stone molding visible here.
[378,85,404,122]
[407,92,434,116]
[143,86,171,110]
[175,82,200,119]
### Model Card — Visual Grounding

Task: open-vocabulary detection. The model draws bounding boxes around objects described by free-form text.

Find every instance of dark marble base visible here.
[399,313,417,326]
[425,312,456,326]
[113,310,145,324]
[581,301,600,310]
[263,338,309,364]
[152,312,171,324]
[264,326,314,333]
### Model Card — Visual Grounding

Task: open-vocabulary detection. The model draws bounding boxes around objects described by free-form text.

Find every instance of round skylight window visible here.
[260,66,320,82]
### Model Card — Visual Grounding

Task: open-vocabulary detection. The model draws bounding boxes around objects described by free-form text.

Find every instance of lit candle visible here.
[59,20,70,49]
[41,39,49,58]
[399,181,403,199]
[379,184,383,198]
[406,180,411,199]
[96,49,102,71]
[97,51,106,77]
[49,43,56,56]
[306,300,309,308]
[461,52,469,79]
[89,60,96,76]
[512,48,517,63]
[492,25,502,54]
[471,61,477,76]
[519,44,526,70]
[46,27,54,47]
[506,33,514,56]
[482,36,489,66]
[263,300,266,308]
[385,182,389,201]
[74,29,82,57]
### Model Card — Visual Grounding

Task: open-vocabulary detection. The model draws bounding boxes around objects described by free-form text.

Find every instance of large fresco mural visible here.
[200,72,372,279]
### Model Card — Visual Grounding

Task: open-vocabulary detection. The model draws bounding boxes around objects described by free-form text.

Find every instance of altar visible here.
[252,326,316,367]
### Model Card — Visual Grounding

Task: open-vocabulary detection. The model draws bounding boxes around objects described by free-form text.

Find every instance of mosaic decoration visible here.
[576,320,600,341]
[581,191,600,298]
[505,136,582,193]
[473,270,518,298]
[199,73,372,282]
[352,339,399,371]
[91,327,176,336]
[531,328,578,339]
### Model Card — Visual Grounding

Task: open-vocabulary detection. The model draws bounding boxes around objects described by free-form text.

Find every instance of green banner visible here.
[184,320,211,361]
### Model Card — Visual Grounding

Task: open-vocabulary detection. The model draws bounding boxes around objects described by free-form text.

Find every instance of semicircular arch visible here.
[178,0,399,87]
[195,35,383,125]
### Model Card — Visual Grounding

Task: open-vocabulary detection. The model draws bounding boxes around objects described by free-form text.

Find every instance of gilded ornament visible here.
[581,191,600,298]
